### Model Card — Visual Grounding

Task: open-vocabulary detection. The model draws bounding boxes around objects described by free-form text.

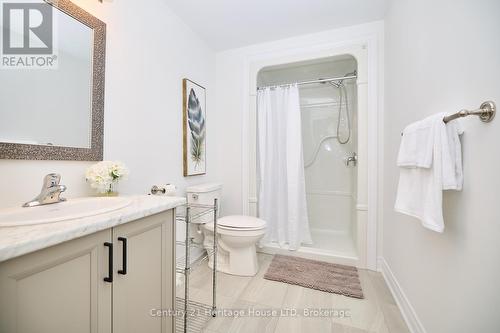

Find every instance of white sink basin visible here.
[0,197,132,227]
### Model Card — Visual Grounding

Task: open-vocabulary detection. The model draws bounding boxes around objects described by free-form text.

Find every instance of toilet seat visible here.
[205,215,266,232]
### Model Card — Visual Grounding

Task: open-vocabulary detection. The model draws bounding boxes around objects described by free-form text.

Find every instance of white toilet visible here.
[186,183,266,276]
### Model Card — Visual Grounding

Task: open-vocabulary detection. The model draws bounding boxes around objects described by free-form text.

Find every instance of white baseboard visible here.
[377,257,427,333]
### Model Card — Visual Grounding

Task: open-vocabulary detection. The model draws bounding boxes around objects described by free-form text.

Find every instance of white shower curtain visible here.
[257,84,312,250]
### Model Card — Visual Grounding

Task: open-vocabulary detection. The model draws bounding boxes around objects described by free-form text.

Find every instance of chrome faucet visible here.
[23,173,67,207]
[346,152,357,167]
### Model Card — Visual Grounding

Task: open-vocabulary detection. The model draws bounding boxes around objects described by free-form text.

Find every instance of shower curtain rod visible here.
[257,75,357,90]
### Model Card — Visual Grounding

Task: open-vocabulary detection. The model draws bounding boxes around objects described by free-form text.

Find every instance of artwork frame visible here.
[183,78,207,176]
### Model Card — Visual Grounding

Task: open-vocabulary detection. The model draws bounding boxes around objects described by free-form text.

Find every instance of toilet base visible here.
[207,244,259,276]
[203,228,265,277]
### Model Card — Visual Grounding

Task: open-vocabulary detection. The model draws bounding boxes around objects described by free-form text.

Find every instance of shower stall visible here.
[256,55,360,263]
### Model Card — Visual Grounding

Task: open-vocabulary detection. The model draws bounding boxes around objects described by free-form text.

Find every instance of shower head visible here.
[318,70,357,89]
[317,78,340,88]
[329,81,342,88]
[331,70,357,88]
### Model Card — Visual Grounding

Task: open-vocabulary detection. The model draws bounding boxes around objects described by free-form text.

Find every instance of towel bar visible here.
[442,101,495,123]
[401,101,496,136]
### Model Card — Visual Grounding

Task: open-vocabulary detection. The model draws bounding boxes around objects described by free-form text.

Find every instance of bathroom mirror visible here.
[0,0,106,160]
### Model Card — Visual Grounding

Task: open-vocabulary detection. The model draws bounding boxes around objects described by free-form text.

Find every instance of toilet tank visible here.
[185,183,222,223]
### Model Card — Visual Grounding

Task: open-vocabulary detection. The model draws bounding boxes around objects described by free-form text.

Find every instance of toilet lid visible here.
[216,215,266,230]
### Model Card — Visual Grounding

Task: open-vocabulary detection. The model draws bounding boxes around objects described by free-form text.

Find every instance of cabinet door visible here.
[112,210,175,333]
[0,229,112,333]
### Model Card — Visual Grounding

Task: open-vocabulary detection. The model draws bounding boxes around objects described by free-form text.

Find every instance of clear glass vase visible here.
[100,183,119,197]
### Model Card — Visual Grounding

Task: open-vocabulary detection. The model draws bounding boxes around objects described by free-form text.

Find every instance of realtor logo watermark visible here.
[1,0,58,69]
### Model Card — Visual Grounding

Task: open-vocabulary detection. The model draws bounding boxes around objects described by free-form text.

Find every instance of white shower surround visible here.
[242,35,381,270]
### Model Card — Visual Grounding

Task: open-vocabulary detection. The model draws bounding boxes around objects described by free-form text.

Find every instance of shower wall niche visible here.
[257,55,359,259]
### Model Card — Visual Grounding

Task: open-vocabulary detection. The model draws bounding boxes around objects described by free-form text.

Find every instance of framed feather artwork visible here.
[183,78,207,176]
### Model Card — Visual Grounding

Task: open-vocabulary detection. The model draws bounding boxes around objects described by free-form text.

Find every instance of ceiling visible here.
[164,0,388,51]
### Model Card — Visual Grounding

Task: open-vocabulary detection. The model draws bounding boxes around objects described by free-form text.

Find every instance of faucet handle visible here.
[23,174,66,207]
[43,173,61,188]
[346,152,358,167]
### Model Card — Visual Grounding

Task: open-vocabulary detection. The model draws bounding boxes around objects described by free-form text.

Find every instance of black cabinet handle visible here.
[104,242,113,283]
[118,237,127,275]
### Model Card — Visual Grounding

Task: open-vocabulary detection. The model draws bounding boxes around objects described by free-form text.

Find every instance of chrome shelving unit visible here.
[176,199,218,333]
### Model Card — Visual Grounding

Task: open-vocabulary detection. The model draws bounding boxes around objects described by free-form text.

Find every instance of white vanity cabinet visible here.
[0,228,113,333]
[0,210,176,333]
[112,210,175,333]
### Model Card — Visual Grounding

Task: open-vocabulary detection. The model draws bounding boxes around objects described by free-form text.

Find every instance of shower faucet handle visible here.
[346,152,357,167]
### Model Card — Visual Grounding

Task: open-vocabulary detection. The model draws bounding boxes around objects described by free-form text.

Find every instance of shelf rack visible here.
[175,199,218,333]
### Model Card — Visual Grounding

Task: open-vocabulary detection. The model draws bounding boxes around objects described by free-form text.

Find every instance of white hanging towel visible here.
[394,113,463,232]
[396,119,435,168]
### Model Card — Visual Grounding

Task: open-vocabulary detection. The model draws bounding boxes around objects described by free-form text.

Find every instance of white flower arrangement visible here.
[85,161,129,194]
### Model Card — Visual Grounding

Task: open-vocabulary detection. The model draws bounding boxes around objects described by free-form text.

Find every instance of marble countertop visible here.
[0,195,186,262]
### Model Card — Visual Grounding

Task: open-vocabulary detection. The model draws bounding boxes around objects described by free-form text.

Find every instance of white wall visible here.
[0,0,217,208]
[383,0,500,332]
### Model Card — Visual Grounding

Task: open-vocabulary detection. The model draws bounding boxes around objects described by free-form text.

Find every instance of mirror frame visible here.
[0,0,106,161]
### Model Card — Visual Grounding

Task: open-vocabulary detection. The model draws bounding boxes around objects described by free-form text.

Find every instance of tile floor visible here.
[178,253,410,333]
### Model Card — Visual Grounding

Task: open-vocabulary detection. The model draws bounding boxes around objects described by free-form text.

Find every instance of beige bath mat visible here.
[264,255,364,299]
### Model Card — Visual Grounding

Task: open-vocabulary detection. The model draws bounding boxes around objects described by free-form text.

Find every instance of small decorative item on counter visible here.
[85,161,129,196]
[151,184,177,196]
